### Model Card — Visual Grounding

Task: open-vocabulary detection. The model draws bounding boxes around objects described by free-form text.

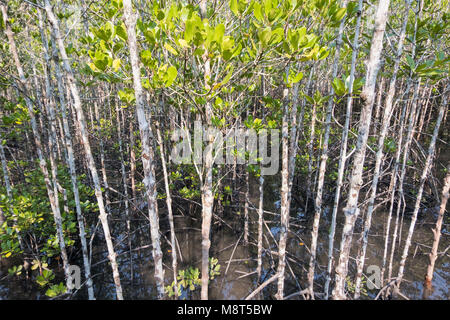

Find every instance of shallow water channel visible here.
[0,175,448,300]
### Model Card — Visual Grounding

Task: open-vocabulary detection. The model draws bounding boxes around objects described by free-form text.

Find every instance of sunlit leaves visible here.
[118,88,135,105]
[164,43,178,56]
[140,49,153,68]
[115,22,128,41]
[46,283,67,298]
[93,22,114,42]
[230,0,239,16]
[112,58,121,72]
[284,70,303,87]
[165,65,178,87]
[332,76,365,96]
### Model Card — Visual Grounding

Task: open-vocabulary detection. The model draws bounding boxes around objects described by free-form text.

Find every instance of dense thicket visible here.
[0,0,448,300]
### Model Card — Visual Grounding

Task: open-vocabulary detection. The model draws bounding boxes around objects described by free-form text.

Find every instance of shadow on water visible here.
[0,174,448,300]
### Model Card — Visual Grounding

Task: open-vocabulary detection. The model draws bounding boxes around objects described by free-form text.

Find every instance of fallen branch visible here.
[244,273,280,300]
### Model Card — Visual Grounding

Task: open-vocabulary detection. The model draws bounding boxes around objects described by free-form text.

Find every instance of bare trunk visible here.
[324,0,364,299]
[425,164,450,287]
[123,0,165,298]
[395,91,447,292]
[308,0,348,298]
[353,0,411,299]
[94,98,111,214]
[0,143,10,227]
[276,84,290,300]
[44,0,123,299]
[115,100,133,285]
[332,0,390,300]
[156,122,178,299]
[2,3,73,287]
[199,0,214,300]
[129,121,137,200]
[380,98,407,287]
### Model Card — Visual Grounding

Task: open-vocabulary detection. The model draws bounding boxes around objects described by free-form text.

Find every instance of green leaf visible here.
[178,38,190,48]
[254,2,263,22]
[112,58,121,72]
[184,19,195,42]
[165,66,178,87]
[290,71,303,84]
[304,94,314,104]
[221,66,234,85]
[333,7,347,22]
[140,49,153,67]
[214,24,226,46]
[406,55,415,70]
[332,77,346,96]
[96,22,114,42]
[156,10,165,21]
[230,0,239,16]
[263,0,272,16]
[258,27,272,47]
[36,275,48,287]
[115,23,128,41]
[164,43,178,56]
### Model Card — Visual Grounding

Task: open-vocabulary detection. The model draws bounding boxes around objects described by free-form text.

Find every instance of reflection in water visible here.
[0,180,448,300]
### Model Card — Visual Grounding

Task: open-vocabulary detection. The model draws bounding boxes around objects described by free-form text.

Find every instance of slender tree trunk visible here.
[386,82,414,287]
[37,50,72,291]
[0,143,11,227]
[353,0,411,299]
[129,121,137,201]
[199,0,215,300]
[276,82,290,300]
[395,90,447,292]
[308,0,348,298]
[324,0,364,299]
[256,76,266,286]
[47,23,95,299]
[122,0,165,298]
[156,122,178,299]
[244,108,250,245]
[374,77,385,125]
[2,3,73,287]
[44,0,123,300]
[115,100,133,285]
[425,163,450,288]
[380,97,407,287]
[94,98,111,215]
[397,80,420,250]
[306,99,316,208]
[332,0,390,300]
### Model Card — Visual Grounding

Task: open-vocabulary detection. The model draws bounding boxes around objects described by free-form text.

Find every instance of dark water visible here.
[0,177,448,300]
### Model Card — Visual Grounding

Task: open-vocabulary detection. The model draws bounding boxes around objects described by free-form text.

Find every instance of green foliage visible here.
[346,276,368,297]
[0,163,96,297]
[165,257,221,298]
[36,269,55,287]
[8,264,22,276]
[45,282,67,298]
[384,138,397,154]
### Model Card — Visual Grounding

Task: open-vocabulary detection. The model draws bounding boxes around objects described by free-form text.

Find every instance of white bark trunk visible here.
[48,24,95,299]
[308,0,348,298]
[156,123,178,299]
[425,163,450,287]
[2,3,73,287]
[276,85,290,300]
[353,0,411,299]
[332,0,390,300]
[395,90,447,291]
[324,0,364,299]
[44,0,123,299]
[122,0,165,298]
